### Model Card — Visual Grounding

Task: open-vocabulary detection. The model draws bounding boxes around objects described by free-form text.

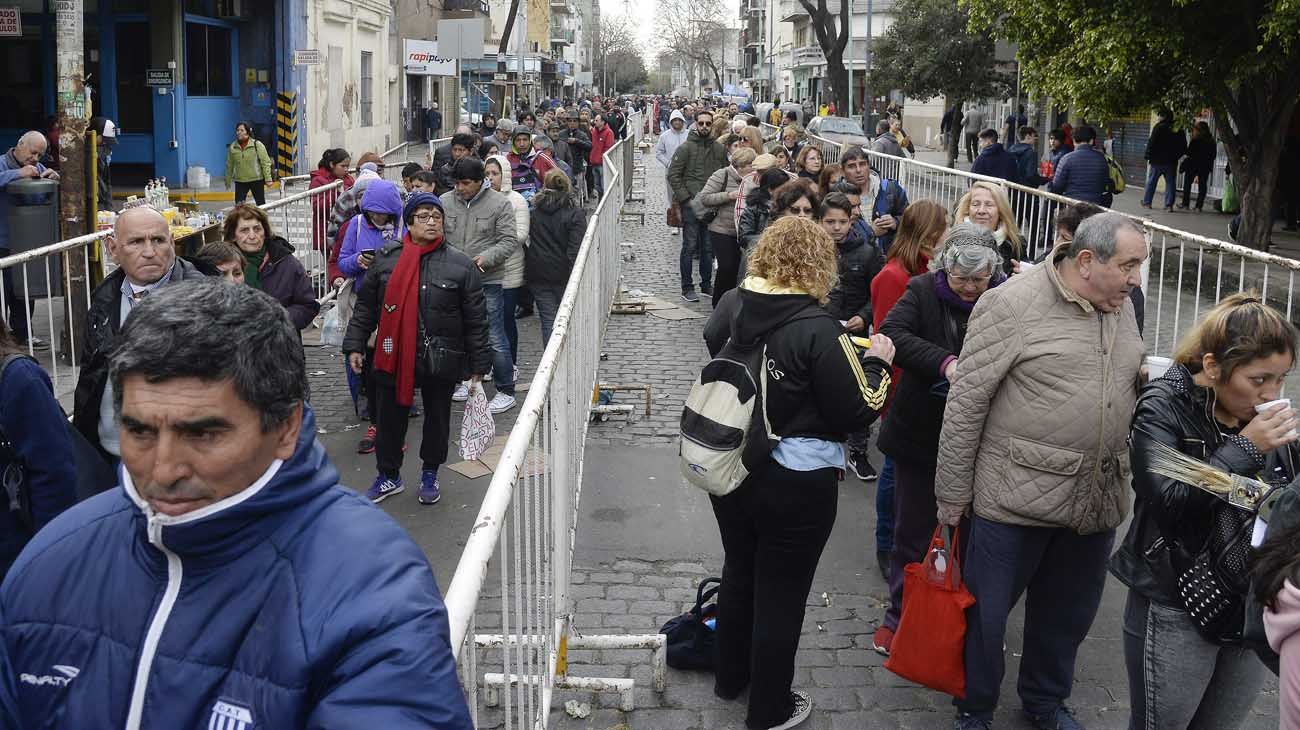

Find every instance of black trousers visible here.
[710,460,838,729]
[1181,165,1211,209]
[234,179,266,206]
[374,375,456,478]
[965,132,979,163]
[0,258,32,341]
[710,231,741,309]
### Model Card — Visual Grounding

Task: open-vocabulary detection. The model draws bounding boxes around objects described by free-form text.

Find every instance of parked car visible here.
[806,115,870,150]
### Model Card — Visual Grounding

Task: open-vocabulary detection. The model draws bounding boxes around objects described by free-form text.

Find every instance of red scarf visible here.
[373,232,443,406]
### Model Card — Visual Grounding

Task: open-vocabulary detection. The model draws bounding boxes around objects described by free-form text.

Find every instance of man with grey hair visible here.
[1,280,474,728]
[0,131,60,348]
[72,206,210,460]
[935,210,1147,730]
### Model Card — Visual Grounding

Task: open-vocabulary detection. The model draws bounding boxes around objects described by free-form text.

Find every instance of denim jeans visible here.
[875,456,895,554]
[481,283,516,395]
[503,286,520,363]
[1122,590,1267,730]
[679,204,714,293]
[958,517,1114,720]
[1143,163,1177,208]
[531,282,566,347]
[590,164,604,198]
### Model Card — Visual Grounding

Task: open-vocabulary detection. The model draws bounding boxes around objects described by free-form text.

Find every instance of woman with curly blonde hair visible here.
[955,181,1024,276]
[699,215,896,730]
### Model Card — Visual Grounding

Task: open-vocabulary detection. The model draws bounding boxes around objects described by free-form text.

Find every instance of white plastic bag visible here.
[459,382,496,461]
[320,305,343,348]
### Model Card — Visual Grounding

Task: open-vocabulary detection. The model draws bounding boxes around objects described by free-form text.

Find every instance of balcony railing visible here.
[778,0,808,21]
[791,44,824,66]
[550,26,575,45]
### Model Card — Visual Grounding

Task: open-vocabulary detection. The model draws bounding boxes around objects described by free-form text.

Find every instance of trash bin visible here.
[6,178,62,299]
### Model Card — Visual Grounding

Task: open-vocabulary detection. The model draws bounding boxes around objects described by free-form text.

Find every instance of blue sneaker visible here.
[1025,706,1084,730]
[366,474,404,503]
[418,470,441,505]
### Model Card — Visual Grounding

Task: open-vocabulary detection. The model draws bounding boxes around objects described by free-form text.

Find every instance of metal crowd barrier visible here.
[0,180,348,407]
[443,122,665,730]
[277,137,454,198]
[835,141,1300,366]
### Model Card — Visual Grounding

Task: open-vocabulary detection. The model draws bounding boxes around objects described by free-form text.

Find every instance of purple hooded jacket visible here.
[338,180,405,291]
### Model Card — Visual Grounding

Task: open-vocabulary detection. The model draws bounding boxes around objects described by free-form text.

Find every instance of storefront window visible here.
[186,22,232,97]
[116,21,153,133]
[0,30,43,130]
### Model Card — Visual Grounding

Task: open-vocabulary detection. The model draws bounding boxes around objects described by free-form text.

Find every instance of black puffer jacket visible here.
[876,273,972,468]
[736,197,771,251]
[704,277,891,443]
[526,189,587,286]
[1110,364,1300,606]
[825,231,883,324]
[72,258,210,451]
[558,128,590,173]
[342,240,492,381]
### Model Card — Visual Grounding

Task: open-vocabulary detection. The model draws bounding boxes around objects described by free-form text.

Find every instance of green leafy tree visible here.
[870,0,1011,166]
[963,0,1300,250]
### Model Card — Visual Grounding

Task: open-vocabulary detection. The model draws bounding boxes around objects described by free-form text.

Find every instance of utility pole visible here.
[56,0,89,364]
[862,0,871,129]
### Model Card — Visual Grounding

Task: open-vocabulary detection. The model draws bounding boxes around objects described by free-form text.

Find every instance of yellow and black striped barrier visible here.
[276,92,298,177]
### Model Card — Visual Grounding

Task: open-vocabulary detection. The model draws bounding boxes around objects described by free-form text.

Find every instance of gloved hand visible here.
[937,500,968,527]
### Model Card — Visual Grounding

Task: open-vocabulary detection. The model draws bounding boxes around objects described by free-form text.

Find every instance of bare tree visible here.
[659,0,730,94]
[796,0,850,112]
[592,14,647,92]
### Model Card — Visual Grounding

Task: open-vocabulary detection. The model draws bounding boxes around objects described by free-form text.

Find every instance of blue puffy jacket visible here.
[1048,146,1110,205]
[0,405,472,730]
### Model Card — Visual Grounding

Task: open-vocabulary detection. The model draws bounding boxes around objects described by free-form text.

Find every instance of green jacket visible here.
[225,138,273,186]
[667,129,729,204]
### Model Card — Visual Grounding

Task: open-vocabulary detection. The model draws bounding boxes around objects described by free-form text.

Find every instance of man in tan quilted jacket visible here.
[934,211,1147,730]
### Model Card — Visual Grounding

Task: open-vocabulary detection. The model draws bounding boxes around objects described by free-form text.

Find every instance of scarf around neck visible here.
[373,232,444,407]
[243,247,266,290]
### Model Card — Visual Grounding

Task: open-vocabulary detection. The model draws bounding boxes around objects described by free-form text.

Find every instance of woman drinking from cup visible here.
[1111,292,1300,730]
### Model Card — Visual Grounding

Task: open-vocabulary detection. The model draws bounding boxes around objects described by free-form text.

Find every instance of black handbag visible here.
[421,335,467,381]
[660,577,720,671]
[1174,503,1255,645]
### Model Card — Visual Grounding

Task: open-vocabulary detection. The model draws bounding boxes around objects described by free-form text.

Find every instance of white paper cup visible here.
[1255,398,1298,438]
[1145,356,1173,381]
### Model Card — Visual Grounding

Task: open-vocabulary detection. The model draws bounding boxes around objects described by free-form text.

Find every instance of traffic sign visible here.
[293,49,323,66]
[145,69,174,87]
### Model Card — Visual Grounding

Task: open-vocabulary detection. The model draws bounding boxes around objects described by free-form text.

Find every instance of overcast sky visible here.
[601,0,741,63]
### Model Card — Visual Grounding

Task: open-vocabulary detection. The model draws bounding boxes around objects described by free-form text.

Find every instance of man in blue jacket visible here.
[1048,125,1111,206]
[970,128,1020,183]
[0,131,59,350]
[0,279,473,729]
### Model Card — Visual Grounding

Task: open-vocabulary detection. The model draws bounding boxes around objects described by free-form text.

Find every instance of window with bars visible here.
[360,51,373,127]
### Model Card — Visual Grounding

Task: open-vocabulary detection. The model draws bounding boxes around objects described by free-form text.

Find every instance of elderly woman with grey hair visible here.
[870,222,1006,656]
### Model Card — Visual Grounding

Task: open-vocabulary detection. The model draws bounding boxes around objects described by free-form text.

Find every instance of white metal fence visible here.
[442,113,667,730]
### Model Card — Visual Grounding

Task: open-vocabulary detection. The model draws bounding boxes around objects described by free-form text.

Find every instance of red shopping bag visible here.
[884,525,976,698]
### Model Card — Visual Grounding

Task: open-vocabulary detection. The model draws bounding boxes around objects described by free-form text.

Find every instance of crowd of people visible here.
[3,88,1300,729]
[669,95,1300,730]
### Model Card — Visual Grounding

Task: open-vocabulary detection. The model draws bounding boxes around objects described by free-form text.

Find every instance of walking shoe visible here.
[452,382,470,402]
[876,550,892,582]
[681,289,700,303]
[418,470,441,505]
[357,425,378,454]
[870,626,893,657]
[700,283,713,298]
[1026,706,1085,730]
[670,228,681,235]
[410,399,422,418]
[1163,205,1174,213]
[21,337,49,351]
[954,714,992,730]
[487,392,517,414]
[848,451,877,481]
[515,305,534,318]
[767,691,812,730]
[365,474,404,503]
[1140,201,1152,209]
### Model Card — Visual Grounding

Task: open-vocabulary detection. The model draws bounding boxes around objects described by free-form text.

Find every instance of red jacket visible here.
[589,125,616,166]
[870,254,929,412]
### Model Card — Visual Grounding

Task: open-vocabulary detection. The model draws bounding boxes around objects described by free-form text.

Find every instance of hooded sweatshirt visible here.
[338,180,404,291]
[1267,579,1300,727]
[487,154,528,289]
[654,110,690,169]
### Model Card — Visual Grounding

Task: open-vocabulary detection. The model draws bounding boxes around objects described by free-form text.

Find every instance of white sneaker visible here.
[452,382,470,402]
[487,392,517,414]
[670,229,681,235]
[768,691,812,730]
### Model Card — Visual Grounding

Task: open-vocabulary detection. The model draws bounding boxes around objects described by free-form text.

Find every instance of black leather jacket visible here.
[1110,363,1299,606]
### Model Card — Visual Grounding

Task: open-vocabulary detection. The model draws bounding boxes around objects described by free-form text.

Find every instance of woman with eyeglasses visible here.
[869,223,1006,657]
[770,179,820,221]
